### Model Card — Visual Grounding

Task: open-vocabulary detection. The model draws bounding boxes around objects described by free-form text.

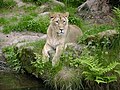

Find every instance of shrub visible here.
[2,46,22,72]
[0,0,16,8]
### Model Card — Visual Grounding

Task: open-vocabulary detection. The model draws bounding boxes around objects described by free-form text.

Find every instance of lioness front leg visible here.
[52,45,64,66]
[42,43,53,62]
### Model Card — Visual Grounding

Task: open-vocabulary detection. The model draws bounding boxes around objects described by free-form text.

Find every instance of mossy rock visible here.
[3,40,83,90]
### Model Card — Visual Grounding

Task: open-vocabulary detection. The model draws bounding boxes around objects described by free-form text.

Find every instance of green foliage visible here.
[113,7,120,31]
[31,53,49,75]
[3,15,49,34]
[22,0,49,5]
[64,47,120,84]
[23,5,37,12]
[79,24,115,43]
[2,46,22,72]
[0,17,18,26]
[80,55,120,84]
[0,17,9,25]
[51,5,65,12]
[0,0,16,8]
[69,16,83,28]
[60,0,85,7]
[28,40,45,54]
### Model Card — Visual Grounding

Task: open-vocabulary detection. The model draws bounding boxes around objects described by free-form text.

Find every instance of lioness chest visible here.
[47,36,65,50]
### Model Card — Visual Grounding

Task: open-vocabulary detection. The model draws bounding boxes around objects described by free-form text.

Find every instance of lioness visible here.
[42,12,83,66]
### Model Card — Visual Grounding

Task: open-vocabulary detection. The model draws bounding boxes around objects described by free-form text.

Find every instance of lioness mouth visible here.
[57,32,64,35]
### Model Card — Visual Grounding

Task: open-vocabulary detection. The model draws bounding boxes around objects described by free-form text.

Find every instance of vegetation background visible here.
[0,0,120,90]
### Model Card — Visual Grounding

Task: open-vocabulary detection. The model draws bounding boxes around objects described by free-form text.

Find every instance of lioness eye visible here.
[63,21,66,24]
[55,21,59,24]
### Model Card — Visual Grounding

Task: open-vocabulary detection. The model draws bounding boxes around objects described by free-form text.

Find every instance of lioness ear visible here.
[64,12,69,17]
[49,12,55,19]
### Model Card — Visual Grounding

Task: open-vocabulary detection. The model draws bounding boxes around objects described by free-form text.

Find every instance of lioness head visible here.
[49,12,69,35]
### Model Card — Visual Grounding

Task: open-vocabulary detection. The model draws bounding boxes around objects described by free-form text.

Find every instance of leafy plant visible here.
[2,46,22,72]
[31,53,47,75]
[80,55,120,84]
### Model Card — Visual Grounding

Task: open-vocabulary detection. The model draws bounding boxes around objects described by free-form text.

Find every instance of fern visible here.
[80,55,120,84]
[113,7,120,31]
[2,46,22,72]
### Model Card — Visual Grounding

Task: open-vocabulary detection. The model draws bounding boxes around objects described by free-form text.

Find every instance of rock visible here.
[14,0,26,7]
[0,53,10,72]
[85,30,118,42]
[77,0,112,24]
[38,12,50,16]
[35,0,65,15]
[0,32,46,47]
[19,47,36,73]
[97,30,118,39]
[51,0,65,7]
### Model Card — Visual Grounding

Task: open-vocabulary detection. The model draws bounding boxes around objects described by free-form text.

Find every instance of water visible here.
[0,54,52,90]
[0,72,50,90]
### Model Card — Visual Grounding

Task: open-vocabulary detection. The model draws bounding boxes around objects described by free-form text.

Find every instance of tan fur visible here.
[42,12,83,66]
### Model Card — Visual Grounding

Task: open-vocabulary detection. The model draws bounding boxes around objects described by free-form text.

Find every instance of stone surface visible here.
[77,0,113,24]
[0,32,46,45]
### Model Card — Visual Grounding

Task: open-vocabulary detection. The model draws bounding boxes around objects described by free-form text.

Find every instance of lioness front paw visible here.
[52,62,56,66]
[52,60,59,66]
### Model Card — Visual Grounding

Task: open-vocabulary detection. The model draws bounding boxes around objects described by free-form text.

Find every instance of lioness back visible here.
[66,25,83,43]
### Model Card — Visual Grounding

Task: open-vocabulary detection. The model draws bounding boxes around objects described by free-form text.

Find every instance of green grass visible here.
[23,5,37,12]
[78,23,115,42]
[27,40,45,54]
[0,17,18,26]
[60,0,85,7]
[2,15,49,34]
[0,17,9,26]
[22,0,49,5]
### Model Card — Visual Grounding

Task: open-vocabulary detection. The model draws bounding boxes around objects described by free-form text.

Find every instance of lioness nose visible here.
[60,29,63,31]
